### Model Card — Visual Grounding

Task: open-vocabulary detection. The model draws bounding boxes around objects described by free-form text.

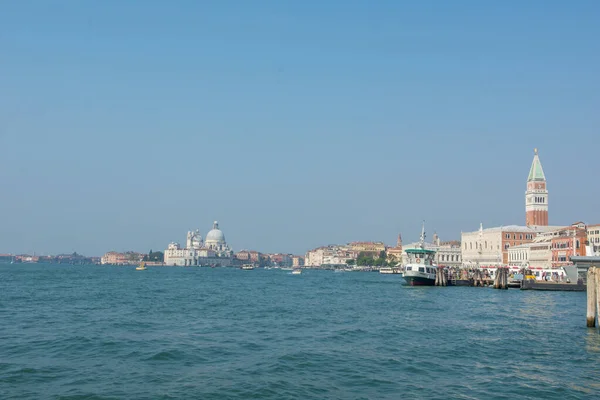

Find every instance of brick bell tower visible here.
[525,148,548,226]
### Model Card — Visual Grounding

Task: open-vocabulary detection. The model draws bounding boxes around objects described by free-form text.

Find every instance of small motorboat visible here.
[291,269,302,275]
[136,262,147,271]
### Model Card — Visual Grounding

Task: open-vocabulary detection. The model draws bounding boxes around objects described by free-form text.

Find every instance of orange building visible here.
[101,251,143,265]
[235,250,262,263]
[550,222,587,267]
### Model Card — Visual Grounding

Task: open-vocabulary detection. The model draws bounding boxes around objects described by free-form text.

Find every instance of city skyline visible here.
[1,1,599,255]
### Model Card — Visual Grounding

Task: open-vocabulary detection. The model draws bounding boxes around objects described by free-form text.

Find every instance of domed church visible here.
[164,220,233,266]
[204,221,233,257]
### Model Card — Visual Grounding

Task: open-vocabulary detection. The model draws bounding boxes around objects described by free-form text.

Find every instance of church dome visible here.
[206,221,226,243]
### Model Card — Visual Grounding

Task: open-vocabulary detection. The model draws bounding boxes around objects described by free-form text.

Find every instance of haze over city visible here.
[1,1,598,256]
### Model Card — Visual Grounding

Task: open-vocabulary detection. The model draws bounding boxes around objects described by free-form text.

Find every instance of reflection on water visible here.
[520,291,556,318]
[585,329,600,353]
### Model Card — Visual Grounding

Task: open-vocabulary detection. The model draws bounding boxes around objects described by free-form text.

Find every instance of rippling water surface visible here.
[1,264,599,399]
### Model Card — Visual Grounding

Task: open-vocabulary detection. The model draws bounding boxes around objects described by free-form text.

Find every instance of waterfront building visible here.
[525,148,549,227]
[304,245,356,267]
[507,243,531,268]
[164,221,233,266]
[436,241,462,267]
[550,222,588,268]
[507,223,591,269]
[349,241,386,257]
[101,251,143,265]
[461,224,546,266]
[235,250,262,263]
[587,224,600,255]
[292,256,305,267]
[268,253,293,267]
[507,232,554,269]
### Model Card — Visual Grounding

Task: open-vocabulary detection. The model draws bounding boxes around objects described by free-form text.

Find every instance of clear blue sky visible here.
[1,1,599,256]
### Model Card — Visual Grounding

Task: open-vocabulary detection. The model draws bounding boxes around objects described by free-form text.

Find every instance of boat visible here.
[380,267,402,274]
[291,268,302,275]
[136,262,147,271]
[241,264,254,270]
[402,222,437,286]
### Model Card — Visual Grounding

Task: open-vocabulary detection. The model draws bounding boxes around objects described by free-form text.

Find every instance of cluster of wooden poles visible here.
[472,270,488,287]
[434,267,447,286]
[586,267,600,329]
[493,267,509,290]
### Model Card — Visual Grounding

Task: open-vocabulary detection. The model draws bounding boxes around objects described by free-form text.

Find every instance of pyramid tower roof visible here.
[527,148,546,182]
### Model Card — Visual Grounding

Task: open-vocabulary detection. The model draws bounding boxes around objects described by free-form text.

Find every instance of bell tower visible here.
[525,148,548,226]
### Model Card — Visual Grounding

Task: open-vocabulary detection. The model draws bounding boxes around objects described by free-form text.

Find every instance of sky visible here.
[1,0,599,256]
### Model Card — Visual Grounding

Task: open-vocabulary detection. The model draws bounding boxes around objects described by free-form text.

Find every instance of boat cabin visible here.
[404,248,437,274]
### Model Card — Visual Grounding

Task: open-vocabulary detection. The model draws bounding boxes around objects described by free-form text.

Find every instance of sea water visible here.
[1,264,599,399]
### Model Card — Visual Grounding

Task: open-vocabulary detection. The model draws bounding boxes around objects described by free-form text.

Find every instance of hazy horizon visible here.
[1,1,599,256]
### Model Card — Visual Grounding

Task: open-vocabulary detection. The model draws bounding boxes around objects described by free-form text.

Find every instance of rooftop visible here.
[463,224,565,235]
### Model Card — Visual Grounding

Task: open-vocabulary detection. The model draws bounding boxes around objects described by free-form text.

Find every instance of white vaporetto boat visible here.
[402,222,437,286]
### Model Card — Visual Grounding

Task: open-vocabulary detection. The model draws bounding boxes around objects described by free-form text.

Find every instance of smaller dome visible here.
[206,221,226,243]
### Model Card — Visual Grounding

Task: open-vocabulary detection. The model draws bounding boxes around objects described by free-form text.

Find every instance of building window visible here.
[520,234,523,240]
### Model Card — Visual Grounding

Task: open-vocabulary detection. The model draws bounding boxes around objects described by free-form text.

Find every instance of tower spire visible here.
[528,148,546,182]
[525,148,548,226]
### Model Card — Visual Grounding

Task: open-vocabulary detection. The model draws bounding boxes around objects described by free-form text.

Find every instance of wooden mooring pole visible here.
[493,268,507,289]
[435,267,447,287]
[587,267,596,328]
[493,269,500,289]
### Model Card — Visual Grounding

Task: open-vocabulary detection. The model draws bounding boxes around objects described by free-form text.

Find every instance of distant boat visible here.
[379,267,401,274]
[241,264,254,270]
[291,269,302,275]
[136,262,147,271]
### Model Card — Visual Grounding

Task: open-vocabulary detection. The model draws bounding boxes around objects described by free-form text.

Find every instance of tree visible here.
[346,259,356,266]
[356,252,375,266]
